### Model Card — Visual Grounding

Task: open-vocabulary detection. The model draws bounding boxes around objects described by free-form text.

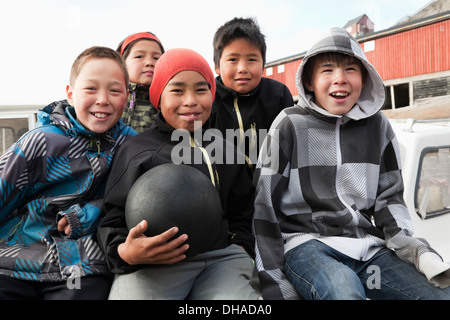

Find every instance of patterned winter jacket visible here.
[252,27,441,300]
[0,100,136,282]
[120,82,158,133]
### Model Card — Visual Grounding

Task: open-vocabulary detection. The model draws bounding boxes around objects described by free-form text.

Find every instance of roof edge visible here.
[265,11,449,68]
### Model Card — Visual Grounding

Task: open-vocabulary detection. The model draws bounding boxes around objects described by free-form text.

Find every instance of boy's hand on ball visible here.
[118,220,189,265]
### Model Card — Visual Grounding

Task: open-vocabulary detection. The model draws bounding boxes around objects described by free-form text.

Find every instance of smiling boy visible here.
[66,52,129,134]
[98,48,260,300]
[253,27,450,300]
[303,53,367,115]
[0,46,136,299]
[211,17,293,176]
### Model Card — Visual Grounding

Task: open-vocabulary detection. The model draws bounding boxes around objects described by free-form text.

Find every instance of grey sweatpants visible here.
[108,244,261,300]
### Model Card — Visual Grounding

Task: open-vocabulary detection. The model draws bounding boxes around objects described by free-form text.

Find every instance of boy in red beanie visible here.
[98,48,261,299]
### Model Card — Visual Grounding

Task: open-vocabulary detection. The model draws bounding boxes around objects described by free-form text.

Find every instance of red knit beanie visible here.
[150,48,216,109]
[120,32,164,56]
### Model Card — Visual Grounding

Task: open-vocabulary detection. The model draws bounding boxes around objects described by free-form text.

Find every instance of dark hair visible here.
[70,46,129,87]
[302,52,367,90]
[213,17,266,67]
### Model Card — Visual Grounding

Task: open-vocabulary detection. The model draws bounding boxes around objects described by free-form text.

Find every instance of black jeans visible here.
[0,274,112,300]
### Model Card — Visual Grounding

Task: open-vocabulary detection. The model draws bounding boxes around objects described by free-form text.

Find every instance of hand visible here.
[57,216,71,235]
[118,220,189,265]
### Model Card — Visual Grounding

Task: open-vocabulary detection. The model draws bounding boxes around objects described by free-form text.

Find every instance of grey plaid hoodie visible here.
[252,27,442,300]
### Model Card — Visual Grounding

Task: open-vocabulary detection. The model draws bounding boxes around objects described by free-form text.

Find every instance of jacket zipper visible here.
[233,96,245,150]
[89,137,101,157]
[233,96,256,174]
[334,118,362,237]
[94,138,101,157]
[2,219,23,242]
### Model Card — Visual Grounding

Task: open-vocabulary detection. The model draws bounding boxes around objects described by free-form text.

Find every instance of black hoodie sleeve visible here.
[216,139,256,258]
[226,163,256,258]
[97,134,154,274]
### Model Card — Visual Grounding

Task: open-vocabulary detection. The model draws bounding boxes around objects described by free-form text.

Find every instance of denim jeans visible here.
[284,239,450,300]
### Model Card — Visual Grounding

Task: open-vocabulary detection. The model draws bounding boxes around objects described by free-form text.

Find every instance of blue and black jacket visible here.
[0,100,136,282]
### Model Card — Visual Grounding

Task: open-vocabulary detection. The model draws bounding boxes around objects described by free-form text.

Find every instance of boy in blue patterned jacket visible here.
[0,46,136,299]
[253,27,450,300]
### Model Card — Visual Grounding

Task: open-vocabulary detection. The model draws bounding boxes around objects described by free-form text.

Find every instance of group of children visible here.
[1,16,450,300]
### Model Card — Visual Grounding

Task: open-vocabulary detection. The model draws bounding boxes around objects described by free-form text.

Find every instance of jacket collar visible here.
[153,111,212,135]
[38,100,120,144]
[215,76,260,98]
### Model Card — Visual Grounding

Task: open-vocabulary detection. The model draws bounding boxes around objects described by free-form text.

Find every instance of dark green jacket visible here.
[121,83,158,133]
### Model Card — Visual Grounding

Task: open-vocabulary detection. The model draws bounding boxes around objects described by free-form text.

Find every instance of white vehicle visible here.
[389,117,450,261]
[0,105,39,156]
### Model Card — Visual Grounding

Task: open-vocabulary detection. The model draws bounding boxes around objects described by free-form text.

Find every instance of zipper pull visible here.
[96,139,101,157]
[7,220,22,241]
[129,90,136,110]
[250,122,257,150]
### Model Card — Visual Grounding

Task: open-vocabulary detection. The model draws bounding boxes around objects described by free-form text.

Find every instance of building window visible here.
[393,83,410,108]
[383,83,410,110]
[266,67,273,76]
[278,65,285,74]
[364,40,375,52]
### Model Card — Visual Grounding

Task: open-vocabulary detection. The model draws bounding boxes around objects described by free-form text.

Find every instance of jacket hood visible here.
[37,99,131,140]
[296,27,386,120]
[38,100,89,137]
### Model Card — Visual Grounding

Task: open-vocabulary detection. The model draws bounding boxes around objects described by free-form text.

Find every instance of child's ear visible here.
[214,64,221,76]
[66,85,74,105]
[362,74,367,88]
[304,80,314,92]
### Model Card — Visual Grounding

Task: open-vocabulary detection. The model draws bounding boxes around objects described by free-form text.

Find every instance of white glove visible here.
[419,252,450,288]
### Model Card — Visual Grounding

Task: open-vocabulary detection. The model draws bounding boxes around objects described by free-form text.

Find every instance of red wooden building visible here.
[264,7,450,110]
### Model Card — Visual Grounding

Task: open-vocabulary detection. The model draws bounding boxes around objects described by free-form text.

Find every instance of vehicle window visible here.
[415,147,450,219]
[0,118,30,156]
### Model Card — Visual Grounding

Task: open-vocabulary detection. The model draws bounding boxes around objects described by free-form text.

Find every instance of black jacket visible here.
[210,76,293,173]
[97,113,255,274]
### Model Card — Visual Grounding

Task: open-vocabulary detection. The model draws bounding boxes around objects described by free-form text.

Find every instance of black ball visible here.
[125,163,223,258]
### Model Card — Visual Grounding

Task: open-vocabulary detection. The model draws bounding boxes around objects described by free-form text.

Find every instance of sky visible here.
[0,0,432,105]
